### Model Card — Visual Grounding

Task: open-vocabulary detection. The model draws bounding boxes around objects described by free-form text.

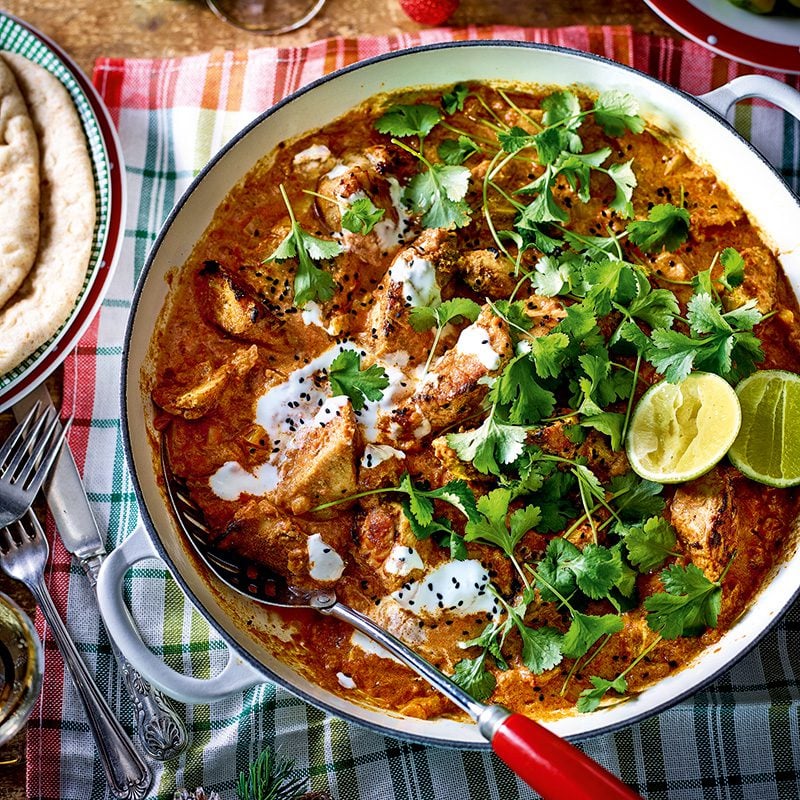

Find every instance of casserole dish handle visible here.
[97,525,266,703]
[699,75,800,121]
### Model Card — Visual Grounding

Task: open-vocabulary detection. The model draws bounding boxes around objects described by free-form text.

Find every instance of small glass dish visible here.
[0,592,42,747]
[205,0,326,34]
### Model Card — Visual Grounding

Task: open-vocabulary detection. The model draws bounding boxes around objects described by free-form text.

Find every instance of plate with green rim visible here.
[0,12,125,412]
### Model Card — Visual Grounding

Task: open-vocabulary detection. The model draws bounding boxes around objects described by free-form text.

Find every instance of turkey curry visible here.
[148,81,800,721]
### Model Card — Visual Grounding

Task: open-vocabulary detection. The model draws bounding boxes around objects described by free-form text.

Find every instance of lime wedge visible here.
[626,372,741,484]
[728,370,800,488]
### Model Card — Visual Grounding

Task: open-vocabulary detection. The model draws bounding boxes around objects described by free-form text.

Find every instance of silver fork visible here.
[1,510,152,800]
[0,402,70,528]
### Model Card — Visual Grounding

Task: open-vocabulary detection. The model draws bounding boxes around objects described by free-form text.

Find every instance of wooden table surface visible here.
[0,0,676,796]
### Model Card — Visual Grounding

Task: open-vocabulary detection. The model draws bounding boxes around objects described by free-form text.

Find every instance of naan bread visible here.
[0,53,95,375]
[0,56,39,310]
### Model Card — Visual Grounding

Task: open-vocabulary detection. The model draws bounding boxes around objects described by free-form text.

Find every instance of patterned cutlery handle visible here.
[82,554,188,761]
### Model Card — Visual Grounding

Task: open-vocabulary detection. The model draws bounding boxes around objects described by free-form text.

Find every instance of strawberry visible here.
[399,0,459,26]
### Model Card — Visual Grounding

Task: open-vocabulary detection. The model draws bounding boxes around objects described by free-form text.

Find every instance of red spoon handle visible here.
[491,712,643,800]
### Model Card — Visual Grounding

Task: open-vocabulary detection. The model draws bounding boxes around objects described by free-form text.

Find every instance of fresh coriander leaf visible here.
[627,203,691,253]
[426,480,481,522]
[535,127,578,165]
[556,303,599,342]
[562,612,624,660]
[495,353,556,424]
[606,160,637,218]
[516,623,564,674]
[609,473,666,522]
[571,543,624,600]
[562,229,623,258]
[692,268,715,297]
[438,135,481,165]
[464,488,539,556]
[451,655,496,702]
[593,90,645,136]
[328,350,389,411]
[644,562,722,638]
[648,294,764,382]
[535,538,581,602]
[610,542,638,599]
[577,675,628,713]
[375,103,442,138]
[623,516,677,572]
[341,197,385,235]
[527,332,570,379]
[401,499,452,540]
[555,149,611,203]
[398,473,479,528]
[447,413,527,476]
[442,83,470,115]
[409,297,481,332]
[491,299,534,334]
[720,247,745,290]
[266,187,342,307]
[542,90,582,130]
[646,329,701,383]
[531,254,581,297]
[516,166,569,225]
[625,273,680,329]
[405,163,472,229]
[498,125,536,155]
[580,412,626,451]
[582,258,638,316]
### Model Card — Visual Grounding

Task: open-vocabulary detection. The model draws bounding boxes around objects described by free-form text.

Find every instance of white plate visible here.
[0,13,125,412]
[646,0,800,73]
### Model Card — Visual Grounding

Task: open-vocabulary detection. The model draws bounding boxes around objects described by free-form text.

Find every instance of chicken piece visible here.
[153,345,258,420]
[520,292,567,337]
[577,430,631,482]
[431,435,488,484]
[724,245,779,314]
[291,142,337,180]
[459,248,517,298]
[273,398,361,516]
[356,501,438,592]
[316,145,417,263]
[527,419,579,460]
[389,304,513,441]
[195,261,286,345]
[364,228,460,364]
[668,467,752,582]
[216,498,351,589]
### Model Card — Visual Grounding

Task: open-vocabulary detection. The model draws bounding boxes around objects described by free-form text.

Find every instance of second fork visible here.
[0,510,152,799]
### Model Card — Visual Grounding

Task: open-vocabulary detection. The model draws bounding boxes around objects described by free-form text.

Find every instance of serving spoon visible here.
[161,443,642,800]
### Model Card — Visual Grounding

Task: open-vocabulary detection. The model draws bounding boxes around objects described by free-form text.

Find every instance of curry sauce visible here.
[149,82,800,721]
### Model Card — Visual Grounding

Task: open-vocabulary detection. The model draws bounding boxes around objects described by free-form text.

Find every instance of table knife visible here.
[14,384,188,761]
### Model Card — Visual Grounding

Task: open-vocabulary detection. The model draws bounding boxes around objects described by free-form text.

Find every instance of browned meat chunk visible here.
[390,305,513,440]
[153,345,258,420]
[315,145,418,263]
[195,262,286,345]
[356,501,438,592]
[216,498,351,588]
[459,248,517,298]
[364,228,460,364]
[528,419,579,459]
[273,398,361,516]
[725,245,779,314]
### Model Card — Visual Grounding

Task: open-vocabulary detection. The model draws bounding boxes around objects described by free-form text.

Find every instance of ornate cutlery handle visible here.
[30,573,152,800]
[82,554,188,761]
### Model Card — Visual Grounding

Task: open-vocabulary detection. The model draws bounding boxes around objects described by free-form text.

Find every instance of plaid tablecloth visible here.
[24,23,800,800]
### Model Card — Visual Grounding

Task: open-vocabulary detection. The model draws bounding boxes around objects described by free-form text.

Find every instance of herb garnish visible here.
[328,350,389,411]
[266,185,342,306]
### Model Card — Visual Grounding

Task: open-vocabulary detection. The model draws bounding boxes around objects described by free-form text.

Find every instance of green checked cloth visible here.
[26,23,800,800]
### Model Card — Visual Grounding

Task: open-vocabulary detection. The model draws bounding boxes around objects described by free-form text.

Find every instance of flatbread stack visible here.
[0,52,95,376]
